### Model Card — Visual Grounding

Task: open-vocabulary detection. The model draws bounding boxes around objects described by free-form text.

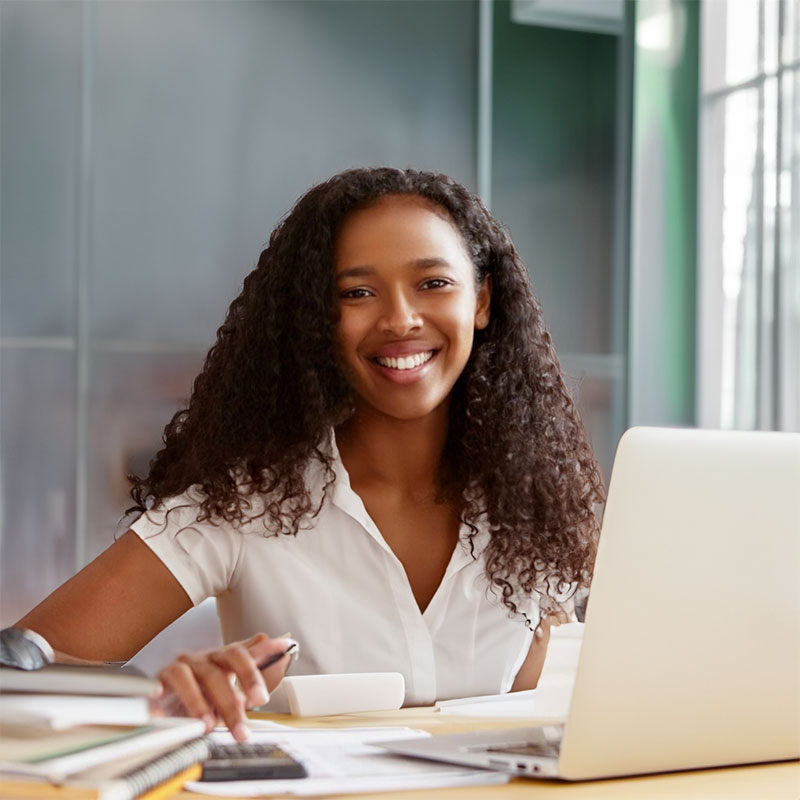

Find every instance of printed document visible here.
[185,726,509,796]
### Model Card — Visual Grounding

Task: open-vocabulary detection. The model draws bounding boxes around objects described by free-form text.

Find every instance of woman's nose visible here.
[379,291,422,336]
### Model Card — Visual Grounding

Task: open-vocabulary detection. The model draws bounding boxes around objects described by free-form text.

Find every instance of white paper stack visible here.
[0,662,206,797]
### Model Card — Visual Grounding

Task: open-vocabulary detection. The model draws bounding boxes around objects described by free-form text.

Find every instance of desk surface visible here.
[178,708,799,800]
[2,709,796,799]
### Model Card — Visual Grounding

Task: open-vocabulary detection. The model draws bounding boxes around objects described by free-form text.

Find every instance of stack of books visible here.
[0,663,208,799]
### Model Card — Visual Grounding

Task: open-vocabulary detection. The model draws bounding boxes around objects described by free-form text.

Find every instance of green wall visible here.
[629,0,700,425]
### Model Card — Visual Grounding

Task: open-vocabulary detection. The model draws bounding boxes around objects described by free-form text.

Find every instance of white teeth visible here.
[376,351,434,371]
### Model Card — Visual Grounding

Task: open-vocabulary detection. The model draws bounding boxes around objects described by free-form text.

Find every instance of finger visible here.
[156,689,197,720]
[153,690,185,717]
[229,634,296,692]
[541,611,570,630]
[244,633,290,666]
[243,632,271,647]
[147,694,166,718]
[157,660,217,731]
[261,645,295,692]
[194,659,250,741]
[209,644,269,709]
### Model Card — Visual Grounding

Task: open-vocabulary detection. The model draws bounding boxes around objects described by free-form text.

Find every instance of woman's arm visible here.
[510,624,551,691]
[510,609,575,691]
[16,530,292,739]
[17,530,192,661]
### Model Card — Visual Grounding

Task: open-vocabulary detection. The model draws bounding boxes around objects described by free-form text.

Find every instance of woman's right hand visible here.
[154,633,294,741]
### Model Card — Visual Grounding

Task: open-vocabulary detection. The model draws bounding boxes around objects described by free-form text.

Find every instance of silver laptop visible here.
[379,427,800,780]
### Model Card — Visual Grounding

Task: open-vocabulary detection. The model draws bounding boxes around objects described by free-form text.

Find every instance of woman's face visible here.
[333,194,490,423]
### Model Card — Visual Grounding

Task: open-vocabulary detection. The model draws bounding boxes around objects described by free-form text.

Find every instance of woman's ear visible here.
[474,274,492,330]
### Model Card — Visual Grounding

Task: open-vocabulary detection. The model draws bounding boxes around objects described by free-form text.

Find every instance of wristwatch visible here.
[0,626,55,670]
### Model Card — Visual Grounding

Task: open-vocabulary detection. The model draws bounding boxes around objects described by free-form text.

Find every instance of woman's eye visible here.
[421,278,451,290]
[341,287,372,299]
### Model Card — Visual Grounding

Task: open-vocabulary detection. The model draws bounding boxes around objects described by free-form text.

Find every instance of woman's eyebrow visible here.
[413,257,453,270]
[336,265,375,280]
[337,258,453,281]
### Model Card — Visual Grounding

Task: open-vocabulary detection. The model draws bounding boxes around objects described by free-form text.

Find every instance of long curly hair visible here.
[129,167,605,624]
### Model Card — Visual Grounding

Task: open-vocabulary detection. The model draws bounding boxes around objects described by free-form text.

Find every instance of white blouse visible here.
[131,440,536,708]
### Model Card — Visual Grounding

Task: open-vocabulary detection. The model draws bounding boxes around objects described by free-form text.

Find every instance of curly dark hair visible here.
[129,166,605,625]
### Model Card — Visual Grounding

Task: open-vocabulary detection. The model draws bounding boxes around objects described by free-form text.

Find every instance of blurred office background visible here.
[1,0,798,667]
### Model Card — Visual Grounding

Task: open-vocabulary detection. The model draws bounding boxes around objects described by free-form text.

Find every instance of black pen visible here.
[258,640,298,670]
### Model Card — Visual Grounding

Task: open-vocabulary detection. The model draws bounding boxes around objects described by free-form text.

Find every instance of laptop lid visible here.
[558,426,800,780]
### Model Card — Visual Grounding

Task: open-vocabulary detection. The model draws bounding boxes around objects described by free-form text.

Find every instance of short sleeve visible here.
[129,490,243,606]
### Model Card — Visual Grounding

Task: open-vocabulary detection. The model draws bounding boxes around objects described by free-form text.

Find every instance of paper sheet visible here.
[187,625,584,793]
[435,622,584,718]
[435,679,572,719]
[185,728,510,796]
[188,770,510,796]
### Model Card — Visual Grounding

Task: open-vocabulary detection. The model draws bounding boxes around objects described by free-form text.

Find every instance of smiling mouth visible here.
[372,350,436,371]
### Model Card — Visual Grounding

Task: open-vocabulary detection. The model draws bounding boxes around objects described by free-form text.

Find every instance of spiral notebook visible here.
[0,736,208,800]
[0,716,206,782]
[69,736,210,800]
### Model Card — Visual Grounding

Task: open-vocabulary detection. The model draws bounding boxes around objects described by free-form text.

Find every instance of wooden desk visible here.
[3,709,796,799]
[179,708,798,800]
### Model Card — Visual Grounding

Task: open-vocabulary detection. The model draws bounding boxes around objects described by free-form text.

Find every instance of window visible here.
[699,0,800,431]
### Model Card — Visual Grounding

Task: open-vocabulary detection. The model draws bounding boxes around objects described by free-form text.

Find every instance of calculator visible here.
[201,741,308,781]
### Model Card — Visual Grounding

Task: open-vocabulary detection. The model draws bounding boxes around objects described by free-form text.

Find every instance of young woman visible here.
[17,167,604,741]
